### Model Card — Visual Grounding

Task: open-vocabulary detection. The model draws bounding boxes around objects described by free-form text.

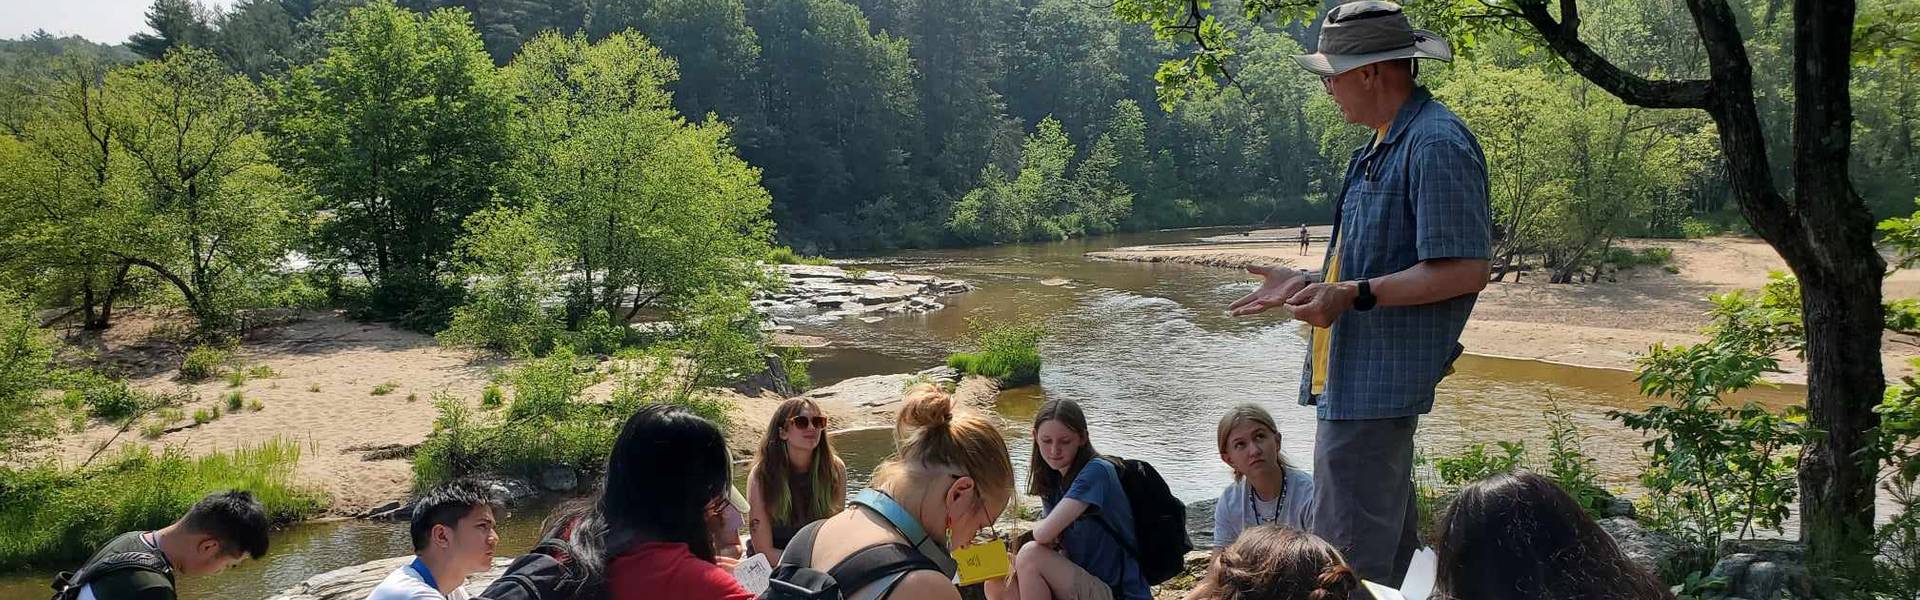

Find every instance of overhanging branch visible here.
[1513,1,1712,109]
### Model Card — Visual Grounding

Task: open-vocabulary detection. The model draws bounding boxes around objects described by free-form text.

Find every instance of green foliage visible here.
[0,439,324,569]
[83,380,148,423]
[1606,247,1676,270]
[270,0,512,328]
[438,206,564,356]
[1883,200,1920,273]
[949,117,1132,243]
[226,369,248,388]
[503,31,773,323]
[246,398,265,412]
[0,293,61,459]
[371,381,398,396]
[946,318,1045,386]
[140,421,168,439]
[179,346,233,382]
[192,407,216,425]
[225,391,245,412]
[1430,441,1527,487]
[1874,361,1920,597]
[779,346,812,393]
[480,384,505,408]
[414,352,694,487]
[564,310,629,357]
[1671,571,1730,600]
[768,247,832,266]
[1681,218,1722,239]
[1544,404,1611,516]
[247,365,276,379]
[1612,285,1807,554]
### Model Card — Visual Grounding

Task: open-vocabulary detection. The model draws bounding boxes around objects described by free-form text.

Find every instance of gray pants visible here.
[1311,416,1421,587]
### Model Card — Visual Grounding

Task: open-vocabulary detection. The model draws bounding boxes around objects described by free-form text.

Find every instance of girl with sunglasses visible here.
[780,383,1016,600]
[747,398,848,564]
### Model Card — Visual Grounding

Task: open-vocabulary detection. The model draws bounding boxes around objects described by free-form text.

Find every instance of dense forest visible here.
[9,0,1910,257]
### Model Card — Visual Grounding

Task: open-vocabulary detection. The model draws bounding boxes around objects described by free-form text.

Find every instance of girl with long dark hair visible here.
[1183,525,1403,600]
[546,404,753,600]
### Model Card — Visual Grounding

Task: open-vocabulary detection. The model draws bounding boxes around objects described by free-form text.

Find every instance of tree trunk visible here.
[1789,0,1883,579]
[86,261,132,330]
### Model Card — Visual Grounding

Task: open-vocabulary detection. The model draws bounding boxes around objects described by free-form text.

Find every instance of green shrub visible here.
[1680,218,1720,239]
[1544,403,1610,517]
[946,319,1045,386]
[1430,441,1526,486]
[178,346,233,382]
[247,365,276,379]
[84,380,146,422]
[192,408,216,425]
[140,422,167,439]
[156,408,184,426]
[564,309,627,356]
[0,439,324,569]
[69,413,87,433]
[246,398,265,412]
[371,381,398,396]
[507,347,593,421]
[779,347,812,393]
[767,246,832,266]
[224,391,244,412]
[480,384,505,408]
[226,370,248,388]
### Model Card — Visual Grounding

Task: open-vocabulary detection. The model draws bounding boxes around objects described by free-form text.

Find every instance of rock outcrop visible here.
[756,265,971,320]
[266,556,512,600]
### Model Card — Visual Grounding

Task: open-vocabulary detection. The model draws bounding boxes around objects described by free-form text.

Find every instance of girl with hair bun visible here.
[777,383,1017,600]
[1183,525,1404,600]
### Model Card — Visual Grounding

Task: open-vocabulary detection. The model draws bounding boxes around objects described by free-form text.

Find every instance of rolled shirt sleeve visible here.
[1409,137,1492,262]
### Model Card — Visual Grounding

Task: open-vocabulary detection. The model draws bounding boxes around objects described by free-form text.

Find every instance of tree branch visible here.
[1512,1,1712,109]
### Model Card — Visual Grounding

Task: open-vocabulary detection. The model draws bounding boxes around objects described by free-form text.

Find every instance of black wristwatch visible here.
[1353,278,1377,312]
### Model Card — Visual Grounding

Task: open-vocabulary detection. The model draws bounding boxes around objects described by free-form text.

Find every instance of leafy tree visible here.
[127,0,218,60]
[212,0,303,79]
[1071,134,1134,236]
[437,206,562,356]
[269,0,512,329]
[101,47,296,331]
[0,292,60,461]
[591,0,764,135]
[500,31,774,324]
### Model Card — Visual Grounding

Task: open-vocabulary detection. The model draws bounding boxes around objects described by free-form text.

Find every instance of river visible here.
[0,227,1803,600]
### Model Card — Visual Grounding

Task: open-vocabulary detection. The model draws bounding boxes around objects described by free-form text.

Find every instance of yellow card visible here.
[951,538,1012,586]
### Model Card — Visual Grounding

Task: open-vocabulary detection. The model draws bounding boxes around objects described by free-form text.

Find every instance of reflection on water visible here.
[1,228,1821,599]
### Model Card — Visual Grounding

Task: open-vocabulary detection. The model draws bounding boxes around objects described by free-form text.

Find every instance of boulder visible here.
[805,373,922,408]
[267,556,513,600]
[476,477,540,504]
[1596,517,1688,580]
[539,466,579,492]
[1186,498,1217,550]
[1707,540,1814,600]
[360,501,406,521]
[1602,496,1637,519]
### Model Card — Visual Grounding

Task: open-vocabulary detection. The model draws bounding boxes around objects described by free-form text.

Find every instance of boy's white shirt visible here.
[365,561,472,600]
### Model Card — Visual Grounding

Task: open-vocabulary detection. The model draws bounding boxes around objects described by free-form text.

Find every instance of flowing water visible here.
[0,228,1806,600]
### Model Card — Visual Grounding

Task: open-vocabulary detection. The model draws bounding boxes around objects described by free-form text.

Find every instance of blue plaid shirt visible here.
[1298,87,1492,420]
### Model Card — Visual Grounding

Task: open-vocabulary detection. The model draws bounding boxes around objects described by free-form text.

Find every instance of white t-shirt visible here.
[366,561,472,600]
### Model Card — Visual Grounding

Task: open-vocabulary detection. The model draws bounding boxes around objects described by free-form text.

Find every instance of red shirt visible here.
[608,542,755,600]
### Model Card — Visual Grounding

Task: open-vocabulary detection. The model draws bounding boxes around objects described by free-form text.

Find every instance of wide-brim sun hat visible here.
[1292,1,1454,77]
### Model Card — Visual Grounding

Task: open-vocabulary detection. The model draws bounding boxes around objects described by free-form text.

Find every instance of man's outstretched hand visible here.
[1229,265,1310,317]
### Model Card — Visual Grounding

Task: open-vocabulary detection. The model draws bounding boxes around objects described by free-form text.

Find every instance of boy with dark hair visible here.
[368,479,503,600]
[55,489,272,600]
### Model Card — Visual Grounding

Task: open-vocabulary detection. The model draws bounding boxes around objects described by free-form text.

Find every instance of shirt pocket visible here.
[1341,179,1414,279]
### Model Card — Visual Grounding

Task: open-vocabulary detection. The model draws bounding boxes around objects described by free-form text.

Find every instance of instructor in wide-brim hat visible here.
[1227,0,1493,587]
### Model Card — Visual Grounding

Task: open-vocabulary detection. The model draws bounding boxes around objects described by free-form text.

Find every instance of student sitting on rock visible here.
[367,479,503,600]
[53,490,271,600]
[1016,399,1150,600]
[1210,404,1316,548]
[747,398,847,564]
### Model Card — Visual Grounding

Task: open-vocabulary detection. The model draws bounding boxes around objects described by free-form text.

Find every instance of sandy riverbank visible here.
[1089,230,1920,382]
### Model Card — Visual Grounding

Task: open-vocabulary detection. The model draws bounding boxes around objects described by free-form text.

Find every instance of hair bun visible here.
[898,384,955,430]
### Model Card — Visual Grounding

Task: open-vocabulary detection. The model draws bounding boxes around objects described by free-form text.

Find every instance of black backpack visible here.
[471,538,600,600]
[760,520,941,600]
[51,551,174,600]
[1090,456,1191,585]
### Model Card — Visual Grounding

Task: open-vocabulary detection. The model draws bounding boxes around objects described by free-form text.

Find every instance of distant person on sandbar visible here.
[1298,224,1310,255]
[1227,0,1491,587]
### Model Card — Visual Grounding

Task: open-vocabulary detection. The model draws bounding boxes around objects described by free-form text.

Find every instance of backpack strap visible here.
[55,551,173,599]
[777,520,827,569]
[1087,457,1142,562]
[824,543,938,600]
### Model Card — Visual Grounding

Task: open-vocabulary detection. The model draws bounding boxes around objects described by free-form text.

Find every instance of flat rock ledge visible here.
[266,555,512,600]
[755,264,972,321]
